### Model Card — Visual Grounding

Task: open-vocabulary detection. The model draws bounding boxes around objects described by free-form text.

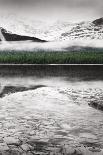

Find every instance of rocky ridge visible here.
[0,27,46,42]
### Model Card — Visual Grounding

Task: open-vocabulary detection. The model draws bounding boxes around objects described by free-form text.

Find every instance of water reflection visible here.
[0,65,103,154]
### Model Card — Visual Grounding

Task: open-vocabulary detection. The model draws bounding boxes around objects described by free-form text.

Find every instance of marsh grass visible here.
[0,51,103,64]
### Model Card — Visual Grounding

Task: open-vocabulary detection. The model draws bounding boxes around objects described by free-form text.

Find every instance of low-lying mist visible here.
[0,39,103,52]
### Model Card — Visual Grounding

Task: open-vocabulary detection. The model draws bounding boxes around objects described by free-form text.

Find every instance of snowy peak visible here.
[1,16,103,42]
[93,18,103,26]
[60,18,103,40]
[33,18,103,41]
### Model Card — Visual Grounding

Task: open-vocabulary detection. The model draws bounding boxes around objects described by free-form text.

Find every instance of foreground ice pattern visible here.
[0,87,103,155]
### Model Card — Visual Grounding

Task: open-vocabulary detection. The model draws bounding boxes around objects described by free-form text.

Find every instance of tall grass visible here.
[0,51,103,64]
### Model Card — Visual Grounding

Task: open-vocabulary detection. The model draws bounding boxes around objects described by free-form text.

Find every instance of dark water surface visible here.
[0,65,103,80]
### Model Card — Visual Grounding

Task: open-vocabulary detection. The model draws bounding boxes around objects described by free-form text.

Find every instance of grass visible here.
[0,51,103,64]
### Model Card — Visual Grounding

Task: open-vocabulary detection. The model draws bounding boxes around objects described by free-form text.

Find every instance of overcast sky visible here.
[0,0,103,22]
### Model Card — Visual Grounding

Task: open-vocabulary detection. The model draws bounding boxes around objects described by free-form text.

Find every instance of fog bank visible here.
[0,39,103,51]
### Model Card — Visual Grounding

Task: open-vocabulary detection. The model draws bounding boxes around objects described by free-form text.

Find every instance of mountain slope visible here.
[0,27,46,42]
[60,18,103,40]
[33,18,103,41]
[93,18,103,26]
[1,16,103,42]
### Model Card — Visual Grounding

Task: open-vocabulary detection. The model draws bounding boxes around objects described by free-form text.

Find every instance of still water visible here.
[0,65,103,154]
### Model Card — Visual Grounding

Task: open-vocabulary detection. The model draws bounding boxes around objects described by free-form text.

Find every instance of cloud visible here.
[0,0,102,22]
[0,0,102,7]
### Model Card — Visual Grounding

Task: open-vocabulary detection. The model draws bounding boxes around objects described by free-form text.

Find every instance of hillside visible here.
[1,16,103,41]
[0,27,46,42]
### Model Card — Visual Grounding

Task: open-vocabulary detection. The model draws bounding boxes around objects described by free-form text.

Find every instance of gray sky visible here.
[0,0,103,22]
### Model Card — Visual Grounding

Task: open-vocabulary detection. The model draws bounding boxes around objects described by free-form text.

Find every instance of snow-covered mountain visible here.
[0,15,103,42]
[0,15,73,41]
[0,27,46,42]
[60,18,103,40]
[38,18,103,41]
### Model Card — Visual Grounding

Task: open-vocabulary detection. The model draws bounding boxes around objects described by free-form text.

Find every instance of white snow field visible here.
[0,15,103,51]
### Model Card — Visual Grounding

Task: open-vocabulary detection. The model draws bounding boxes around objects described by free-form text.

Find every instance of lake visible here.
[0,65,103,155]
